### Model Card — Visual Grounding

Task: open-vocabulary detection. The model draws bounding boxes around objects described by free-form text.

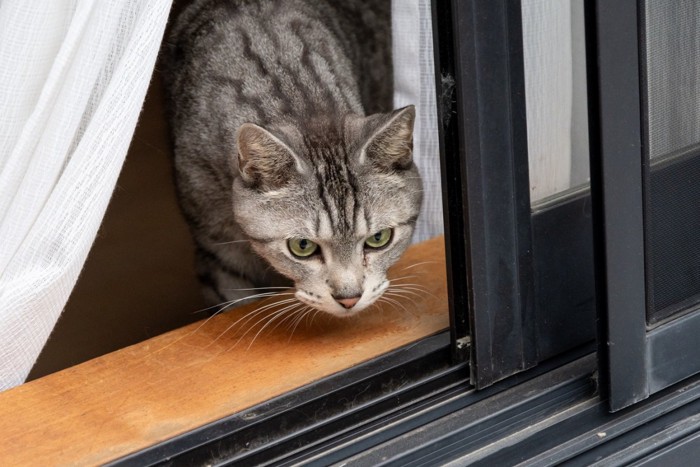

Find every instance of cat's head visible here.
[232,106,422,317]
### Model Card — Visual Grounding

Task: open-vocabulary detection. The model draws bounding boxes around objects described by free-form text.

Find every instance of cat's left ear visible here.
[360,105,415,171]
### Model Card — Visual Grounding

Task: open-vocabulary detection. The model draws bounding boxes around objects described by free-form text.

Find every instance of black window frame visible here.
[587,0,700,412]
[434,0,538,386]
[438,0,597,388]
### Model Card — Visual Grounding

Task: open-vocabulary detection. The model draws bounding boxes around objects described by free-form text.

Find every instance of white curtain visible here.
[0,0,171,390]
[392,0,443,243]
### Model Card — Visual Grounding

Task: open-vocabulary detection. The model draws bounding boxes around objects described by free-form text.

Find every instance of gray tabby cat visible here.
[163,0,422,317]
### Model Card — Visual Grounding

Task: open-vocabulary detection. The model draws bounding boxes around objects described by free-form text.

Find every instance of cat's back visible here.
[164,0,391,130]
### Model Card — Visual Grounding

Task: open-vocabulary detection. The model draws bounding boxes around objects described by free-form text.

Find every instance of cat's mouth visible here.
[294,280,390,317]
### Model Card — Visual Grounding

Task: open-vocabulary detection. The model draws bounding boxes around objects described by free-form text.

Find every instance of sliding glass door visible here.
[587,0,700,412]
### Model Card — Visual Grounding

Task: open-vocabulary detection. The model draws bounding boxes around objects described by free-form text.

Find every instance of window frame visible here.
[437,0,599,388]
[434,0,539,388]
[586,0,700,412]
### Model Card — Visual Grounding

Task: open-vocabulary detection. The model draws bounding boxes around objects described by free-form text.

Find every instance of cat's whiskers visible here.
[385,289,426,308]
[389,283,445,303]
[388,283,441,302]
[191,289,290,315]
[272,304,312,336]
[305,307,319,326]
[383,290,420,306]
[238,297,300,326]
[375,296,398,313]
[146,291,294,358]
[377,295,411,315]
[399,261,440,271]
[387,274,422,283]
[193,287,294,324]
[390,282,431,291]
[223,286,290,291]
[287,306,314,341]
[380,295,419,318]
[219,288,293,307]
[244,302,308,350]
[191,298,241,316]
[292,305,314,334]
[279,305,310,333]
[383,279,441,313]
[308,308,323,327]
[210,297,300,346]
[213,239,252,246]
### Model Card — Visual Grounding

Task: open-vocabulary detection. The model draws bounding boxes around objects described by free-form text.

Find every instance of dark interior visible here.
[28,71,207,380]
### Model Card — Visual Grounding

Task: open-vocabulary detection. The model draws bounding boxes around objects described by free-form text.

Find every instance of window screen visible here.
[643,1,700,323]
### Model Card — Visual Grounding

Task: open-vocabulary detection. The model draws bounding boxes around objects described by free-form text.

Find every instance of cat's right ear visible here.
[236,123,305,190]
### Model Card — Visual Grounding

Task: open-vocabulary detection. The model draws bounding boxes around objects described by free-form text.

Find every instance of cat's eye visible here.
[365,228,393,249]
[287,238,319,258]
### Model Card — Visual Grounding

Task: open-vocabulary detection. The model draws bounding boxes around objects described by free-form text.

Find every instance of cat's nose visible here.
[335,296,361,309]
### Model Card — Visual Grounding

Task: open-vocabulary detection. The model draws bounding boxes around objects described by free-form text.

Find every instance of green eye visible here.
[288,238,319,258]
[365,228,393,249]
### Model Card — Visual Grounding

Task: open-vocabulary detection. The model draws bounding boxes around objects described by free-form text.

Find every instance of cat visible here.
[163,0,423,317]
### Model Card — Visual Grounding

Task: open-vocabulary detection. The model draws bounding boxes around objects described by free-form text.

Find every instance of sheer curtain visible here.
[0,0,171,390]
[392,0,443,243]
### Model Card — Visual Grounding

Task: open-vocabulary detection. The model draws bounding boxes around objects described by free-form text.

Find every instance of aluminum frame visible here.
[433,0,538,388]
[586,0,700,412]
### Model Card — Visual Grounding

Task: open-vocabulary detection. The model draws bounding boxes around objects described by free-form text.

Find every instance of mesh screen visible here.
[644,2,700,160]
[648,156,700,321]
[644,1,700,322]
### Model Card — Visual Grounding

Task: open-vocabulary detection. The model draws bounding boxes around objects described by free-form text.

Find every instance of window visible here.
[6,0,700,464]
[588,0,700,411]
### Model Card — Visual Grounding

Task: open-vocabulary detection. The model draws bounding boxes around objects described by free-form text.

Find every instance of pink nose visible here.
[335,296,361,309]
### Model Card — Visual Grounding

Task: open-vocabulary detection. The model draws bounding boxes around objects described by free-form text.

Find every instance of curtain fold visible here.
[0,0,172,390]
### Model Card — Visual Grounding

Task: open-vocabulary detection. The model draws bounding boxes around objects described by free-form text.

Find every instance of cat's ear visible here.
[236,123,304,190]
[360,105,415,171]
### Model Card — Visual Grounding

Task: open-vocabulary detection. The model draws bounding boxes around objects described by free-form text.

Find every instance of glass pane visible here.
[522,1,596,360]
[644,1,700,323]
[523,0,590,205]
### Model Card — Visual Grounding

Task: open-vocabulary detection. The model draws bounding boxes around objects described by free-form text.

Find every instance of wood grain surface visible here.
[0,236,448,465]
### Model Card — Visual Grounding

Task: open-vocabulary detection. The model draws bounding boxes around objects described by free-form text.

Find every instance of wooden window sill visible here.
[0,236,448,465]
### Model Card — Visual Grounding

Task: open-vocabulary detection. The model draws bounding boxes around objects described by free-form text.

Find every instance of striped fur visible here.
[163,0,423,316]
